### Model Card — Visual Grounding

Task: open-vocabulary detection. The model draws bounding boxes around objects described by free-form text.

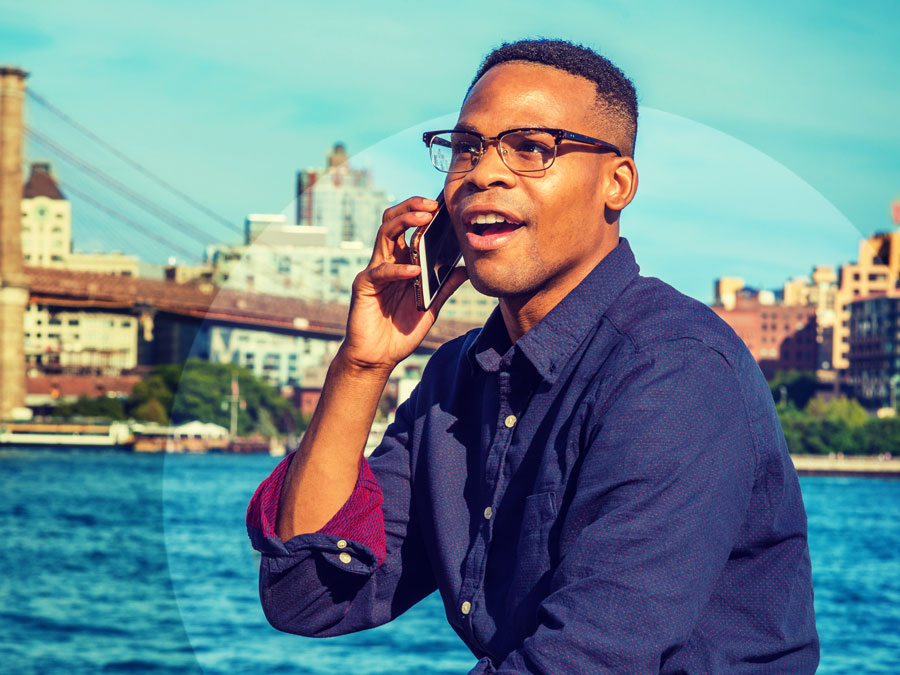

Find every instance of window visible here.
[68,319,79,326]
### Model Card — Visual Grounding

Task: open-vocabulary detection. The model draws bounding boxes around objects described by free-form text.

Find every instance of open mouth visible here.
[467,213,524,237]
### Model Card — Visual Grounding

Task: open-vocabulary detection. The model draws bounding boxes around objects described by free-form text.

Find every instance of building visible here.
[209,240,373,303]
[781,265,838,372]
[832,232,900,371]
[714,277,746,310]
[712,290,818,379]
[845,295,900,409]
[21,162,139,276]
[295,143,392,248]
[23,303,138,373]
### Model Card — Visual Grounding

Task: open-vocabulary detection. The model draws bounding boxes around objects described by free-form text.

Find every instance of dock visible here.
[791,454,900,478]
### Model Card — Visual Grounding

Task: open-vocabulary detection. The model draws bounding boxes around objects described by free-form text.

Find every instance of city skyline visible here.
[2,1,898,302]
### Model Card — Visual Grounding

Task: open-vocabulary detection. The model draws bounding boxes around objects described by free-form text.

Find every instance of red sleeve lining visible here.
[246,452,386,565]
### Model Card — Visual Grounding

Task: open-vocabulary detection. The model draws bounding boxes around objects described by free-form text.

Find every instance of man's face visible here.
[444,62,629,304]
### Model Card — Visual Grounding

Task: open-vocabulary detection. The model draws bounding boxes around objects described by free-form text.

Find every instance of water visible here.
[1,449,898,674]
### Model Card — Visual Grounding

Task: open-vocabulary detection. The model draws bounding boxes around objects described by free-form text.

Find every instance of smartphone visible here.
[410,192,464,312]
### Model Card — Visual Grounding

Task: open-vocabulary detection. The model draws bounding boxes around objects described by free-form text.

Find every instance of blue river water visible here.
[1,448,898,674]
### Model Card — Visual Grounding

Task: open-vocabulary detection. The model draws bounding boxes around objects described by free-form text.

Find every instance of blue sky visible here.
[3,0,898,301]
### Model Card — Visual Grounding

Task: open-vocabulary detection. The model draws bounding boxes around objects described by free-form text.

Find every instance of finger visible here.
[374,210,434,263]
[381,196,438,226]
[365,261,421,287]
[426,266,469,320]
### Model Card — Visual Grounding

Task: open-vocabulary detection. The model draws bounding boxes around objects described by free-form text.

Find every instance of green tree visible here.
[769,370,819,410]
[128,372,177,417]
[133,398,169,424]
[56,395,126,421]
[805,396,869,428]
[857,417,900,455]
[166,359,295,436]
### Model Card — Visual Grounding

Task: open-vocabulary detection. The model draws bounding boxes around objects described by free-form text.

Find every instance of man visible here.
[247,40,819,673]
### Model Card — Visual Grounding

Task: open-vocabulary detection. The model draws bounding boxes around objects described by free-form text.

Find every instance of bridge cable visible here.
[26,89,242,236]
[27,128,214,248]
[56,180,199,262]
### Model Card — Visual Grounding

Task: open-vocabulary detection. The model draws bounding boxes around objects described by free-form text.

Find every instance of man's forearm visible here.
[275,347,392,541]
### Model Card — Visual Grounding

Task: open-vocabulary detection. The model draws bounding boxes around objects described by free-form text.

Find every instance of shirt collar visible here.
[466,237,640,383]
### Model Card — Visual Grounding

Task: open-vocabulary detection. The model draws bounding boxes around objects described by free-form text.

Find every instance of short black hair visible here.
[469,39,638,156]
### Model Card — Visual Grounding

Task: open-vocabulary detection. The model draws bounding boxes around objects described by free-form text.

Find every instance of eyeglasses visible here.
[422,127,622,174]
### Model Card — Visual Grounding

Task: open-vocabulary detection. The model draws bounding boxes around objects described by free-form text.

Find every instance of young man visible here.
[247,40,819,673]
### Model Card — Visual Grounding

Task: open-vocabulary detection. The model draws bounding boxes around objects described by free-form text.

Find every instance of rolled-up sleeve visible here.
[246,452,386,564]
[245,391,438,638]
[477,342,804,674]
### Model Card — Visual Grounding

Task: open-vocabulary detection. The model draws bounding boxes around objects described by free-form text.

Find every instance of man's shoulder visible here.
[608,274,749,369]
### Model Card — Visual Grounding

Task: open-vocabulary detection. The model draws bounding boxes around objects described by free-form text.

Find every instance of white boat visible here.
[0,421,133,447]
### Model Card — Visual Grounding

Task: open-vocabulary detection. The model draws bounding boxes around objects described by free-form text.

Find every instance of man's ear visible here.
[605,157,638,211]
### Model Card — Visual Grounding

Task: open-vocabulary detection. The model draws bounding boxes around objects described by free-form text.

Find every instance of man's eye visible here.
[509,137,552,154]
[520,142,550,154]
[452,142,479,155]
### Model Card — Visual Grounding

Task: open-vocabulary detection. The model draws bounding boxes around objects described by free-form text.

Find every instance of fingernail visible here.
[423,199,438,207]
[416,211,432,219]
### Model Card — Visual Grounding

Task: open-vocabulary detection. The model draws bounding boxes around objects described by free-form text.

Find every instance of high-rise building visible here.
[831,232,900,370]
[845,295,900,408]
[781,265,838,372]
[295,143,392,247]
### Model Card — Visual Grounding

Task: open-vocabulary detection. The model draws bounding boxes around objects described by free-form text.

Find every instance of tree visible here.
[133,398,169,424]
[128,372,177,417]
[769,370,819,410]
[166,359,296,436]
[56,395,126,421]
[805,396,869,428]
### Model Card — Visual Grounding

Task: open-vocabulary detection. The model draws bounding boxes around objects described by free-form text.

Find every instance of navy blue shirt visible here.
[248,237,819,673]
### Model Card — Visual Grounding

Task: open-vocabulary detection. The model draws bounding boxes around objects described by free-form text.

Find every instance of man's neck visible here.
[498,233,621,343]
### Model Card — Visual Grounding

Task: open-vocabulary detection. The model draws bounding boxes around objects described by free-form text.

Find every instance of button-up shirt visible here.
[246,237,819,673]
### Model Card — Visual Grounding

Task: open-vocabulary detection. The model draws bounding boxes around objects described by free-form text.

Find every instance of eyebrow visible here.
[453,121,551,134]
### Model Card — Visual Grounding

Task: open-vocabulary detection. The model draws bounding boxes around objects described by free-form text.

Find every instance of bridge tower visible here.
[0,66,29,420]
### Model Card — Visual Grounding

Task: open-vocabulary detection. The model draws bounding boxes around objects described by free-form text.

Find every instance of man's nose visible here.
[464,140,516,189]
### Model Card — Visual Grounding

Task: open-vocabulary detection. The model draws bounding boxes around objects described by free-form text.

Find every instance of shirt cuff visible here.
[246,451,386,565]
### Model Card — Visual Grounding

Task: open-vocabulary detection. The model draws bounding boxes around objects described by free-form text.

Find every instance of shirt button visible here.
[461,601,472,615]
[339,552,352,564]
[336,539,348,549]
[483,506,493,520]
[504,414,517,428]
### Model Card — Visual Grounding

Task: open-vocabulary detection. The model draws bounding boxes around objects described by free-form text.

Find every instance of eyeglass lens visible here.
[429,130,557,173]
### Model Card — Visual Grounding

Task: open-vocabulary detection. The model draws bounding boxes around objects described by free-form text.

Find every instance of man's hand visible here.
[275,196,467,541]
[340,196,468,372]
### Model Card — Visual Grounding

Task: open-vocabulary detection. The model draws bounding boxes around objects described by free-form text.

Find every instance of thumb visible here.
[427,266,469,321]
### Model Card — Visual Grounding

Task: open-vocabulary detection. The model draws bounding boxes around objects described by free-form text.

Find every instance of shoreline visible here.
[791,454,900,479]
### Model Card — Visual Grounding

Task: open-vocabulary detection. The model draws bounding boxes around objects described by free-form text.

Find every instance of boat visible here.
[0,421,133,448]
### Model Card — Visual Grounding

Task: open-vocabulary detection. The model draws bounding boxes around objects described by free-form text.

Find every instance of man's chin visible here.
[465,265,534,300]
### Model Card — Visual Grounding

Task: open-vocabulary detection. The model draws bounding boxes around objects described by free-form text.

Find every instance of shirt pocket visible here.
[509,491,557,635]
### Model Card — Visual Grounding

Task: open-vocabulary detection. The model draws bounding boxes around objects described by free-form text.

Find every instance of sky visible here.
[2,0,898,302]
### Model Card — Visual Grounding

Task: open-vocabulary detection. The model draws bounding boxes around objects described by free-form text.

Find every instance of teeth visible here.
[472,213,508,225]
